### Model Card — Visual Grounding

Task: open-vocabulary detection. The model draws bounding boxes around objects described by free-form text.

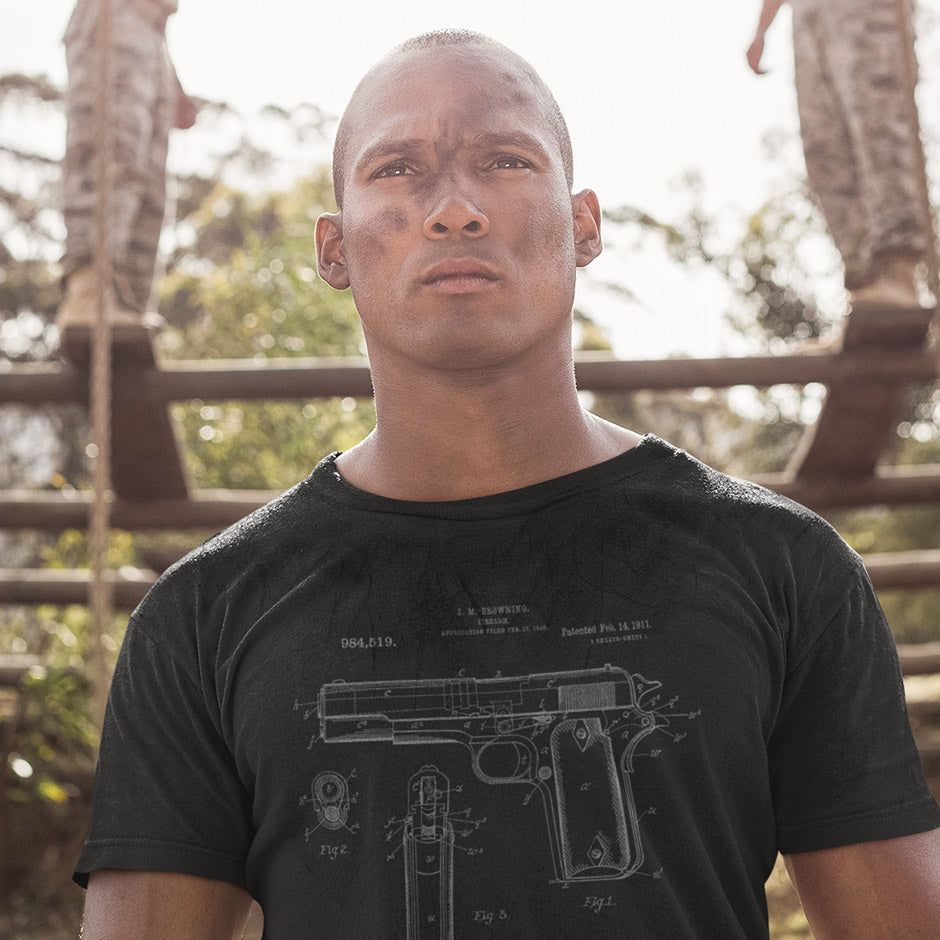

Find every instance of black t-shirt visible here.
[75,436,940,938]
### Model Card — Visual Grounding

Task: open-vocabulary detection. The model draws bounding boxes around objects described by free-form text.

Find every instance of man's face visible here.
[317,45,601,373]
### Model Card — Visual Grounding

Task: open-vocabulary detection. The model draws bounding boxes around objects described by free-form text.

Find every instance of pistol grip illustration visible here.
[549,717,637,880]
[404,767,454,940]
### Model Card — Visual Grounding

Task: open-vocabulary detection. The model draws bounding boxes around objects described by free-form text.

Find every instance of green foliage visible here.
[6,666,96,804]
[1,529,136,849]
[727,182,833,346]
[39,528,138,572]
[604,169,837,349]
[595,169,833,474]
[159,170,375,489]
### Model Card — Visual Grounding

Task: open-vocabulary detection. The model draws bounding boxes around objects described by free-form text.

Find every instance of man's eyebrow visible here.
[355,138,427,171]
[471,131,551,157]
[355,131,552,172]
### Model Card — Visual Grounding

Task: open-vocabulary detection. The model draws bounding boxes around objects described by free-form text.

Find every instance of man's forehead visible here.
[365,42,536,92]
[332,37,574,203]
[345,46,552,154]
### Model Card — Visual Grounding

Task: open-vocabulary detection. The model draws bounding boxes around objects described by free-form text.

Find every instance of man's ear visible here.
[315,212,350,290]
[571,189,602,267]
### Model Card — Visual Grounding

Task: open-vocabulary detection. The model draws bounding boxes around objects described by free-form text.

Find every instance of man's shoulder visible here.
[132,460,344,621]
[177,475,317,571]
[647,437,852,559]
[648,437,808,515]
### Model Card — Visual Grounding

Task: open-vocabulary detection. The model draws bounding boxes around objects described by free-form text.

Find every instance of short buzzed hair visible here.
[331,29,575,208]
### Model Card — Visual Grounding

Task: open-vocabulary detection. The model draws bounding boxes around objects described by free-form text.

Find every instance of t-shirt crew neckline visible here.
[313,432,667,521]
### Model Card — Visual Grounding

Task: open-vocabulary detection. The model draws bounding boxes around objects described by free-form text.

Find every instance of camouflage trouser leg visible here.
[791,0,927,287]
[61,3,174,312]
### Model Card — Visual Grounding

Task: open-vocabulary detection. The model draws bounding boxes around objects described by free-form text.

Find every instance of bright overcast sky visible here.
[8,0,928,360]
[7,0,800,211]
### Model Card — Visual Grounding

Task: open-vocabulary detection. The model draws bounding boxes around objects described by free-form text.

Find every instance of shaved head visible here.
[331,29,574,208]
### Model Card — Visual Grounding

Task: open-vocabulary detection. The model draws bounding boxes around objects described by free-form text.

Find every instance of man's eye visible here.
[374,163,413,179]
[489,155,530,170]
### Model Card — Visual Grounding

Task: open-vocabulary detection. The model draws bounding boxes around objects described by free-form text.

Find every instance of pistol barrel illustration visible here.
[318,665,663,883]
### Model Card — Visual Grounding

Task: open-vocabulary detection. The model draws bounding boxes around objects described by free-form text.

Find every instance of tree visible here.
[158,171,374,492]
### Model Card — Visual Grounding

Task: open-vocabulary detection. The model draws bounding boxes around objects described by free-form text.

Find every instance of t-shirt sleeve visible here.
[73,615,252,888]
[768,543,940,854]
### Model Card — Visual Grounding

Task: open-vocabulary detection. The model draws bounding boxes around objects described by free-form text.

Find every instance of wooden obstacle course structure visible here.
[3,311,940,772]
[2,0,940,787]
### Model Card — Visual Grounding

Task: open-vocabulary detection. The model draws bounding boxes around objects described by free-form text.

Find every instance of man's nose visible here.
[423,188,489,239]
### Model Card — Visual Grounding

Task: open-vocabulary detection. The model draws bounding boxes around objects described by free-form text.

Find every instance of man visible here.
[747,0,931,313]
[76,30,940,938]
[58,0,196,347]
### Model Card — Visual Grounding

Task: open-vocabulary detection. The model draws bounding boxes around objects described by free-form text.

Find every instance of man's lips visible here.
[420,258,499,293]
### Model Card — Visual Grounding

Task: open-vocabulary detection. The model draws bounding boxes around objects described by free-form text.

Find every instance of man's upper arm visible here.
[784,828,940,939]
[81,869,253,940]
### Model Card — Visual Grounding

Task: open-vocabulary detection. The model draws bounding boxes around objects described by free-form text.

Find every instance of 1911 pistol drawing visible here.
[318,664,666,883]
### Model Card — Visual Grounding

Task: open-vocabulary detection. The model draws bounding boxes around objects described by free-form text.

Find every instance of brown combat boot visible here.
[57,267,163,360]
[844,252,934,348]
[849,252,928,311]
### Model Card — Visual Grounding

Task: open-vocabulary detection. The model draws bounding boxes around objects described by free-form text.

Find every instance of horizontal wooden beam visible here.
[2,349,937,405]
[0,489,271,529]
[149,357,375,400]
[0,654,45,688]
[106,349,940,397]
[0,568,156,610]
[0,361,85,404]
[573,349,937,392]
[7,466,940,534]
[748,465,940,510]
[906,698,940,720]
[899,642,940,677]
[862,551,940,590]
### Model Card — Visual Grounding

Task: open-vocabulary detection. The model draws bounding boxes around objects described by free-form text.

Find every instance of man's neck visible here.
[335,349,641,501]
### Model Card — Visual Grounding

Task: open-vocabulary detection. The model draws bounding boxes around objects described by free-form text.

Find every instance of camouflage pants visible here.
[791,0,927,287]
[61,0,174,312]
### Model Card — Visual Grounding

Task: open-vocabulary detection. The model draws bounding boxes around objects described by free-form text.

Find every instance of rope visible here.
[89,0,116,728]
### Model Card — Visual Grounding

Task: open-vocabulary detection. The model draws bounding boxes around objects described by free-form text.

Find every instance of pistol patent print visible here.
[318,665,667,883]
[403,766,455,939]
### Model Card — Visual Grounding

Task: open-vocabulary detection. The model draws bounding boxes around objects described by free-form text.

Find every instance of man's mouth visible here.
[421,258,499,293]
